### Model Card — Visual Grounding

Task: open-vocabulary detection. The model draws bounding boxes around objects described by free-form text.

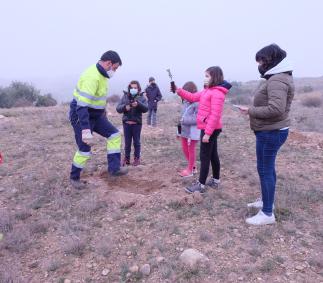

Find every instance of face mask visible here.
[129,88,138,96]
[258,65,267,76]
[203,77,210,86]
[106,69,115,78]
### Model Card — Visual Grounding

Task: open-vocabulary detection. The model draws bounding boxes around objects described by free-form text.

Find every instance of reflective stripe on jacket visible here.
[73,64,108,109]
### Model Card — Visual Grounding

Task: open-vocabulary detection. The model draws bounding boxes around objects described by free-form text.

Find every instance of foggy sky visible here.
[0,0,322,101]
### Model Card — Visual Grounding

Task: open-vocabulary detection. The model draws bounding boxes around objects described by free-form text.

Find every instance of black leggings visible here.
[199,129,221,185]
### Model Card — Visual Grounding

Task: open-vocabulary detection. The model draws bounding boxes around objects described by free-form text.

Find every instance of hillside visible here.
[0,101,322,283]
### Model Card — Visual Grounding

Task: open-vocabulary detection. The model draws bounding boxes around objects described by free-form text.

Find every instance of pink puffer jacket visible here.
[177,86,228,136]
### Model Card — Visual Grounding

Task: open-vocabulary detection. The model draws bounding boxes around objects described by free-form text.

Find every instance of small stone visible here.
[0,233,3,241]
[295,265,304,271]
[140,264,151,276]
[179,249,209,269]
[102,269,110,276]
[86,263,93,269]
[64,280,71,283]
[129,265,139,273]
[126,251,132,256]
[156,256,165,263]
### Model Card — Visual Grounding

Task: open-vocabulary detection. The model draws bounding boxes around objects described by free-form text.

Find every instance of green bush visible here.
[0,81,57,108]
[35,93,57,107]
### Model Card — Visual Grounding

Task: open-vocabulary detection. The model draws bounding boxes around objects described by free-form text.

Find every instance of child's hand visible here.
[202,134,210,143]
[125,105,131,111]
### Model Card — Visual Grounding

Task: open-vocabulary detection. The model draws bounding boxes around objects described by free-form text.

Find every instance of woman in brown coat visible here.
[239,44,295,225]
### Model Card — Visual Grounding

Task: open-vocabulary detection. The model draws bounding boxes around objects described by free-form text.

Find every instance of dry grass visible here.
[0,102,322,282]
[301,94,322,107]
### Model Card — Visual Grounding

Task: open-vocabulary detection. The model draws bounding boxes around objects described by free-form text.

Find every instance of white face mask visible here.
[106,69,115,78]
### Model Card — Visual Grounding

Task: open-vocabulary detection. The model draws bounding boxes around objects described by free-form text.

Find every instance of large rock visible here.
[179,249,208,269]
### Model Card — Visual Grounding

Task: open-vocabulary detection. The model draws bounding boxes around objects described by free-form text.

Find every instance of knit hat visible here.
[149,77,155,82]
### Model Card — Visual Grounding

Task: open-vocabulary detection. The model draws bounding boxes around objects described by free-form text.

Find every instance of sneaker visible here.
[247,198,275,209]
[246,210,276,225]
[185,181,207,194]
[109,167,128,176]
[206,177,220,189]
[70,179,87,190]
[122,157,130,167]
[179,169,193,178]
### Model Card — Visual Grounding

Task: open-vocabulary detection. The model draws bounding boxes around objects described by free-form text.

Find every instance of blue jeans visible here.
[255,129,289,214]
[147,108,157,126]
[123,123,142,159]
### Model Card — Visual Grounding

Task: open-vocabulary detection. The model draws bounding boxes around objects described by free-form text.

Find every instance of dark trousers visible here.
[199,129,221,185]
[255,129,288,214]
[123,123,142,159]
[70,113,121,180]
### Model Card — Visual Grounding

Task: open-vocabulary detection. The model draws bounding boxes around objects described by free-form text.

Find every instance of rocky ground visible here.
[0,100,322,283]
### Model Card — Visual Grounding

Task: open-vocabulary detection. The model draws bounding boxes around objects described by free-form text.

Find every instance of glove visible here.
[82,129,94,146]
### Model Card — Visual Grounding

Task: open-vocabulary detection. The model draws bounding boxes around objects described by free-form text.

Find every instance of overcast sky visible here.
[0,0,322,100]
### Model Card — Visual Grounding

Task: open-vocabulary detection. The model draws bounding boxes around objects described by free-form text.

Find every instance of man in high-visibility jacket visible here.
[69,50,127,189]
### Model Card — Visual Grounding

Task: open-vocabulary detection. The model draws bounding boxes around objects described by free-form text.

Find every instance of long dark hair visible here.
[255,44,287,75]
[206,66,224,87]
[127,80,141,93]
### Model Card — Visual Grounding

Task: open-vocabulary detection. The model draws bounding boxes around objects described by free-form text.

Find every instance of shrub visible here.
[301,85,314,93]
[301,95,322,108]
[63,238,86,256]
[230,95,252,105]
[0,81,57,108]
[0,81,39,108]
[107,94,121,104]
[35,93,57,107]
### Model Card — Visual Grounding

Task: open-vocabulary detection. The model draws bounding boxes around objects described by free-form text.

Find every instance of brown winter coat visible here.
[249,73,295,131]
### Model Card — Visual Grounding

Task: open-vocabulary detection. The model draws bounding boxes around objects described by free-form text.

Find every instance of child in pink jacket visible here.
[173,66,231,193]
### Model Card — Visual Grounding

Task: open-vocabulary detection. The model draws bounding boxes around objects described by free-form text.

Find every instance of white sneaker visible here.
[246,210,276,225]
[247,198,263,208]
[247,198,275,209]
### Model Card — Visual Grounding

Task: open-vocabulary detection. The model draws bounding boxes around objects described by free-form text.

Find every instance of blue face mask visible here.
[129,88,138,96]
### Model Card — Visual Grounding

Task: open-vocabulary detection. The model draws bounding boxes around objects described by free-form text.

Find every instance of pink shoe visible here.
[179,169,193,178]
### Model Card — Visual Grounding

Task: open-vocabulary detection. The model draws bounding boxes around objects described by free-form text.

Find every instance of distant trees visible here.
[228,81,254,105]
[0,81,57,108]
[106,94,121,105]
[300,85,314,93]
